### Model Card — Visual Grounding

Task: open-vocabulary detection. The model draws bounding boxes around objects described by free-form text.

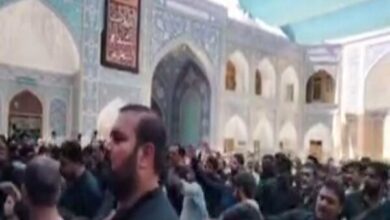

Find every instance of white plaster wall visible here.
[384,114,390,160]
[0,0,80,74]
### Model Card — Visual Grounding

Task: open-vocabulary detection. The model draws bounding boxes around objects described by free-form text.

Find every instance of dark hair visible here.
[207,156,219,171]
[178,147,186,158]
[322,178,345,205]
[120,104,167,176]
[342,161,365,173]
[25,156,62,206]
[60,140,83,164]
[275,153,292,174]
[222,203,263,220]
[262,154,274,161]
[38,146,49,155]
[234,153,245,166]
[83,146,93,156]
[367,161,388,182]
[233,172,257,199]
[307,155,319,166]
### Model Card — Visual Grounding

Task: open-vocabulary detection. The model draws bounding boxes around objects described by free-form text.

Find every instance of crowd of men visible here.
[0,104,389,220]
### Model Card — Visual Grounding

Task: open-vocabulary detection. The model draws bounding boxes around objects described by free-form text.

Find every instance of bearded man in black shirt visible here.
[108,104,178,220]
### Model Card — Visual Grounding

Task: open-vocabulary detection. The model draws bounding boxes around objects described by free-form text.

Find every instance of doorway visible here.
[8,91,43,140]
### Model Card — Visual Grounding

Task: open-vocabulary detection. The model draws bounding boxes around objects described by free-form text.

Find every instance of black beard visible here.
[109,149,139,202]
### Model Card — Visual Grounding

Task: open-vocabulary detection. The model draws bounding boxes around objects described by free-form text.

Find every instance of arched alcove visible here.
[280,66,299,104]
[304,123,333,161]
[279,122,298,155]
[257,58,276,98]
[224,115,248,153]
[152,44,211,146]
[363,52,390,159]
[306,70,335,104]
[253,115,274,155]
[365,52,390,111]
[8,90,43,139]
[0,0,80,73]
[225,51,249,93]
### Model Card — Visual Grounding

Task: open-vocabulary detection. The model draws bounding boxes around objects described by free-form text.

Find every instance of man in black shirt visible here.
[59,141,103,219]
[108,104,178,220]
[343,161,388,220]
[268,178,345,220]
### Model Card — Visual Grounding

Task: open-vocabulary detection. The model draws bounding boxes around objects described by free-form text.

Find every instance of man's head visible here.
[169,145,181,167]
[232,172,257,202]
[307,155,319,167]
[205,156,219,173]
[230,153,244,174]
[300,163,318,190]
[59,140,84,181]
[24,156,62,208]
[261,154,275,177]
[108,104,167,201]
[315,179,345,220]
[275,153,292,175]
[363,161,388,197]
[342,161,364,188]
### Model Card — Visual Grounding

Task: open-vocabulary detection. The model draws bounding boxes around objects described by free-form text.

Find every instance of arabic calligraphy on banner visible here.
[101,0,141,72]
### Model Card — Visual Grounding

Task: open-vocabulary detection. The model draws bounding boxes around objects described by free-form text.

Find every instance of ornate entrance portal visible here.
[151,45,211,147]
[8,91,43,139]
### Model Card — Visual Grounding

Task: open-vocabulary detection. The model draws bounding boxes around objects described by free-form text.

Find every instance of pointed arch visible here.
[364,52,390,111]
[253,115,274,155]
[279,122,298,155]
[0,0,80,73]
[257,58,276,98]
[8,90,43,138]
[280,66,299,103]
[226,51,249,93]
[224,115,248,153]
[306,70,335,104]
[304,123,333,161]
[152,44,211,145]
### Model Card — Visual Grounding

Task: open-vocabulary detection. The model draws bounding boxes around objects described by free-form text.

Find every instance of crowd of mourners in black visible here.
[0,104,389,220]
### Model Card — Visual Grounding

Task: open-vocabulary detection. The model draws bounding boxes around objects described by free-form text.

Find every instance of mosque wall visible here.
[6,0,388,160]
